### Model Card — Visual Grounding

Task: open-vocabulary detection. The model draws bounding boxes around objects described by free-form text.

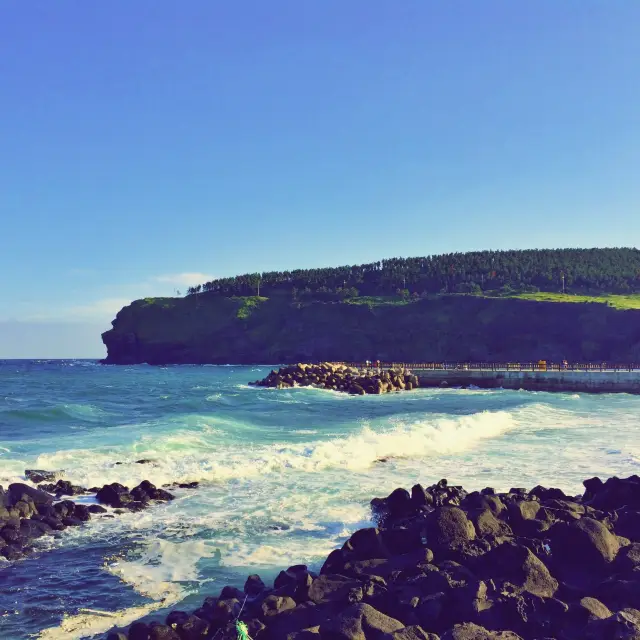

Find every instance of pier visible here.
[333,362,640,394]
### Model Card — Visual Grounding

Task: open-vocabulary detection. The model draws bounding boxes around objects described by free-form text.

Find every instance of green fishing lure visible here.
[236,620,252,640]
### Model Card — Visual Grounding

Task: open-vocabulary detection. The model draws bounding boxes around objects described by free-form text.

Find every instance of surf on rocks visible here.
[250,363,420,395]
[105,473,640,640]
[0,474,179,562]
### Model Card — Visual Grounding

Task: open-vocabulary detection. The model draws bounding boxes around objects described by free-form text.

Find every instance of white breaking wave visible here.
[24,409,517,488]
[38,601,175,640]
[37,539,214,640]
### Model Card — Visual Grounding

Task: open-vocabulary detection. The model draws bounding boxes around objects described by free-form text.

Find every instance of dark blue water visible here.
[1,360,639,639]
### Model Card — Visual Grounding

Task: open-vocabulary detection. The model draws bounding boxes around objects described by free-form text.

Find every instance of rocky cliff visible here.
[102,294,640,365]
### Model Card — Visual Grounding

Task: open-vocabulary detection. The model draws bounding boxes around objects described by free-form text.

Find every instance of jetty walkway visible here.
[332,361,640,394]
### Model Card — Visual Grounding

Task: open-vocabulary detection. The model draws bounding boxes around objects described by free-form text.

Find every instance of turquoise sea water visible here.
[1,360,639,639]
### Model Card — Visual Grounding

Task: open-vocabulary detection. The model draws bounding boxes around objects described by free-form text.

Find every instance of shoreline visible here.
[103,473,640,640]
[0,475,190,563]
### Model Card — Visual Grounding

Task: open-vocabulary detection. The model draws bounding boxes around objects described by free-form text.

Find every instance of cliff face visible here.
[101,295,640,365]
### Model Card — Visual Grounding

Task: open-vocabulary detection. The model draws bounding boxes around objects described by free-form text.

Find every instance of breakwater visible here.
[332,363,640,395]
[418,369,640,394]
[250,363,419,394]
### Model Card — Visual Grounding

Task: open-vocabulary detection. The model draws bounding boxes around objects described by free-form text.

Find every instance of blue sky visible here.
[1,1,639,357]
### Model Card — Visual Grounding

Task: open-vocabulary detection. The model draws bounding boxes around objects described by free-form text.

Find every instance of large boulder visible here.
[25,470,59,484]
[583,608,640,639]
[319,603,404,639]
[7,483,54,507]
[274,565,315,602]
[426,507,476,552]
[441,623,523,639]
[308,574,363,605]
[343,528,390,560]
[586,476,640,511]
[260,595,297,619]
[471,509,512,538]
[615,510,640,542]
[479,542,558,598]
[550,517,620,585]
[343,549,434,580]
[96,483,133,508]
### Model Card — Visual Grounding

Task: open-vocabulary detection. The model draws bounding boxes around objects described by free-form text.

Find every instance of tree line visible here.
[186,248,640,299]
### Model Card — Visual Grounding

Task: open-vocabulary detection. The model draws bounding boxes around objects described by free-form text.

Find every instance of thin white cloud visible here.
[154,272,214,287]
[10,271,215,324]
[66,298,135,320]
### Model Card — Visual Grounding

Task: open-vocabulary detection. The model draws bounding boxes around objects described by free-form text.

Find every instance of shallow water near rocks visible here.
[1,360,639,639]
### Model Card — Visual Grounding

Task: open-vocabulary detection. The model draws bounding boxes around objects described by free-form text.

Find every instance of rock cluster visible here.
[96,480,175,511]
[108,474,640,640]
[250,363,420,395]
[0,483,102,561]
[0,477,175,562]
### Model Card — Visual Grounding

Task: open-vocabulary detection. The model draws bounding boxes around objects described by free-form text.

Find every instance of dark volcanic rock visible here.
[8,483,54,507]
[426,507,476,553]
[96,483,131,507]
[25,470,59,484]
[116,473,640,640]
[250,362,420,396]
[319,603,404,638]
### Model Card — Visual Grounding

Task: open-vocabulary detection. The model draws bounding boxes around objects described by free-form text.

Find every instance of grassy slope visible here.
[510,292,640,309]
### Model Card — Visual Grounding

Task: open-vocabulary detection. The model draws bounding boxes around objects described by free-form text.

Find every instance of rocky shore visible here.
[250,363,419,395]
[105,474,640,640]
[0,474,177,561]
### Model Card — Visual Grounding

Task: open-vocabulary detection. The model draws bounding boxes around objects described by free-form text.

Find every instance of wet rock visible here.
[54,500,77,518]
[565,596,613,629]
[583,608,640,639]
[25,470,59,484]
[586,475,640,511]
[615,510,640,542]
[96,483,131,507]
[530,485,568,502]
[274,565,315,602]
[8,483,54,507]
[260,594,297,618]
[127,621,151,640]
[39,479,86,496]
[426,507,476,552]
[309,574,363,605]
[411,484,434,509]
[170,614,208,639]
[343,527,390,560]
[165,610,189,627]
[387,625,441,640]
[594,575,640,611]
[319,602,404,639]
[614,542,640,574]
[479,542,558,598]
[471,509,512,538]
[148,623,180,639]
[441,622,523,639]
[550,517,620,585]
[251,363,419,396]
[1,544,25,560]
[149,488,174,501]
[245,574,267,596]
[87,504,108,514]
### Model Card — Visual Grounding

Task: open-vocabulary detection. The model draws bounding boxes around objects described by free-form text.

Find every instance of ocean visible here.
[1,360,639,639]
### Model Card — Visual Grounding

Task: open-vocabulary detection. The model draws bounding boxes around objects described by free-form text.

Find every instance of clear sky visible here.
[1,1,639,358]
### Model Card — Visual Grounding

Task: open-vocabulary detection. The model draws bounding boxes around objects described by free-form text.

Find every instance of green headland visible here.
[102,248,640,364]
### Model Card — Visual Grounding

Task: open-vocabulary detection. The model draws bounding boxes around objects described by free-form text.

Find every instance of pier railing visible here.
[331,362,640,372]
